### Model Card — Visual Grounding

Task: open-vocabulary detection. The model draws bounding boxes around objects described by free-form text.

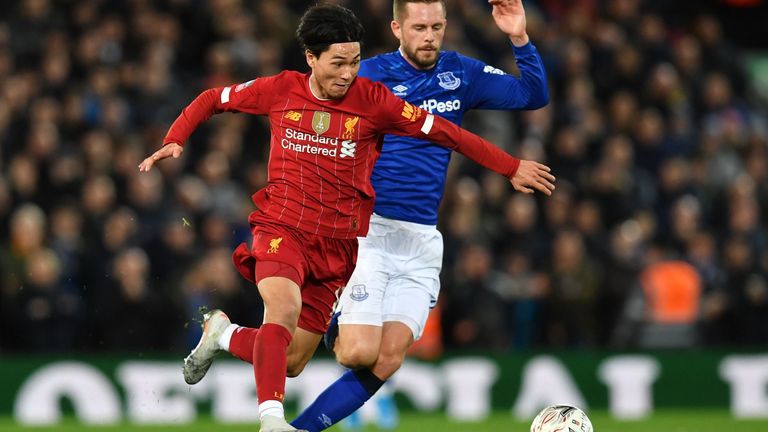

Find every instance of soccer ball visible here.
[530,405,593,432]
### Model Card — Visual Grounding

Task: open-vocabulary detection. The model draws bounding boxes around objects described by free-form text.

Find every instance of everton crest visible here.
[437,71,460,90]
[312,111,331,135]
[349,284,369,301]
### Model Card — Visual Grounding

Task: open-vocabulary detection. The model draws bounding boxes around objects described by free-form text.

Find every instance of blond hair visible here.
[393,0,446,22]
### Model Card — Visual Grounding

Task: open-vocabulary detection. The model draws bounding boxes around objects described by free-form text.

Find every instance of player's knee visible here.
[267,303,301,329]
[336,341,378,369]
[373,349,406,379]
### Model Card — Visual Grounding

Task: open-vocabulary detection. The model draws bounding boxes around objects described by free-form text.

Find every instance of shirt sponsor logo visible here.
[312,111,331,135]
[483,65,505,75]
[235,79,254,92]
[419,98,461,113]
[392,84,408,96]
[340,140,357,158]
[267,237,282,253]
[284,111,302,121]
[401,101,423,122]
[342,116,359,139]
[349,284,369,301]
[437,71,461,90]
[282,128,344,157]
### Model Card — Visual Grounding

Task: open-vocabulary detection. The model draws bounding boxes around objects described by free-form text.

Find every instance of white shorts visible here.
[337,213,443,340]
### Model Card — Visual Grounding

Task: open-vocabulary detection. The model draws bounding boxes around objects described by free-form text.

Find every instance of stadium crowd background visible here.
[0,0,767,354]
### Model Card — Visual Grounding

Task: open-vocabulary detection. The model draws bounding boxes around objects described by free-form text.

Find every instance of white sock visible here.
[259,400,284,421]
[218,324,239,351]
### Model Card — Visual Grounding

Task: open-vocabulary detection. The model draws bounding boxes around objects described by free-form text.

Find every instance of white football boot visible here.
[182,309,231,384]
[259,414,308,432]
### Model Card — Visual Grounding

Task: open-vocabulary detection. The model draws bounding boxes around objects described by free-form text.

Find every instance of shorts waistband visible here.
[371,213,437,233]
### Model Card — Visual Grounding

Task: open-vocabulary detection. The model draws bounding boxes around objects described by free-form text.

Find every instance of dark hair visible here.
[296,4,364,57]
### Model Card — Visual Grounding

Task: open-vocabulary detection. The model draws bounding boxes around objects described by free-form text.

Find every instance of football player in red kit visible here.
[139,4,554,432]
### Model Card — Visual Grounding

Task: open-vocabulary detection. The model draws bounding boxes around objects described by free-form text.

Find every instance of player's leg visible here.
[182,290,329,381]
[371,218,441,378]
[342,321,413,431]
[285,328,322,376]
[334,324,381,368]
[183,315,321,382]
[358,226,442,431]
[331,231,390,367]
[216,323,321,373]
[254,270,304,432]
[370,320,414,379]
[248,219,312,432]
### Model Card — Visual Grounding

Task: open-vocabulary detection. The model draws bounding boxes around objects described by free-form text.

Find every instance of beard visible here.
[403,44,439,69]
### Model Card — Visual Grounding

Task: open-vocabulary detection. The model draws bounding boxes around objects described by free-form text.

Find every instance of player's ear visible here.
[305,50,316,68]
[390,20,401,40]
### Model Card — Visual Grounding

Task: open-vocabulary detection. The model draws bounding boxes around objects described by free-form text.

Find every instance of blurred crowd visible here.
[0,0,766,354]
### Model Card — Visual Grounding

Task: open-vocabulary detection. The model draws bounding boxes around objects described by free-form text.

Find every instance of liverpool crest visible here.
[343,116,359,139]
[312,111,331,135]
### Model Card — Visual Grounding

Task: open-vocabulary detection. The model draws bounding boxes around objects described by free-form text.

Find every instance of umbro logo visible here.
[392,84,408,95]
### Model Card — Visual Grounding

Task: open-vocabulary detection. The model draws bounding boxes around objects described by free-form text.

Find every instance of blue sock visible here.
[292,369,385,432]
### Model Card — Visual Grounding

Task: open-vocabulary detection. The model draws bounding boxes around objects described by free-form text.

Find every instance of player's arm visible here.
[374,85,555,195]
[139,76,276,172]
[466,0,548,110]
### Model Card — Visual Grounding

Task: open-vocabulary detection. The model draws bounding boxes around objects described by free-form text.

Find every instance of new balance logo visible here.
[340,140,357,158]
[284,111,302,121]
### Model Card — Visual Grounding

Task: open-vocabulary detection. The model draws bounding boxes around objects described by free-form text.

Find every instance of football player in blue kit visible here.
[291,0,552,430]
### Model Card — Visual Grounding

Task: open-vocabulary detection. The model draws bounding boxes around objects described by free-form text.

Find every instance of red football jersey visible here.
[163,71,520,239]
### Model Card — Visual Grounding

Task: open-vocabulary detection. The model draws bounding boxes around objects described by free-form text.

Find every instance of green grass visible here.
[2,410,767,431]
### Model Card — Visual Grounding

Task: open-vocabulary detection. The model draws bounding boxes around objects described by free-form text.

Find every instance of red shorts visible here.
[232,210,358,334]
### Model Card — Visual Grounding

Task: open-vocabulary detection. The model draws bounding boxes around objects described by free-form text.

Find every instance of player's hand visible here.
[489,0,529,46]
[138,143,183,172]
[510,160,555,195]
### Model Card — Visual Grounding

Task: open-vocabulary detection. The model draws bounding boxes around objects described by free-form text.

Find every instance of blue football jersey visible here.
[359,43,549,225]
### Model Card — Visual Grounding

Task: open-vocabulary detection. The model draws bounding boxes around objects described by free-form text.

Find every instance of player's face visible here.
[392,2,446,69]
[307,42,361,100]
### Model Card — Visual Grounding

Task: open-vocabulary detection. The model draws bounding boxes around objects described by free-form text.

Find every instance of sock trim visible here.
[259,399,284,420]
[219,324,240,351]
[352,368,386,396]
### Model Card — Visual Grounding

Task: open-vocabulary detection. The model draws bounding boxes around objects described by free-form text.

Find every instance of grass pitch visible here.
[2,410,767,432]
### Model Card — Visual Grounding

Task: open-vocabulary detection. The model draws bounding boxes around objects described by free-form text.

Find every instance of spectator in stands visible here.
[0,0,766,352]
